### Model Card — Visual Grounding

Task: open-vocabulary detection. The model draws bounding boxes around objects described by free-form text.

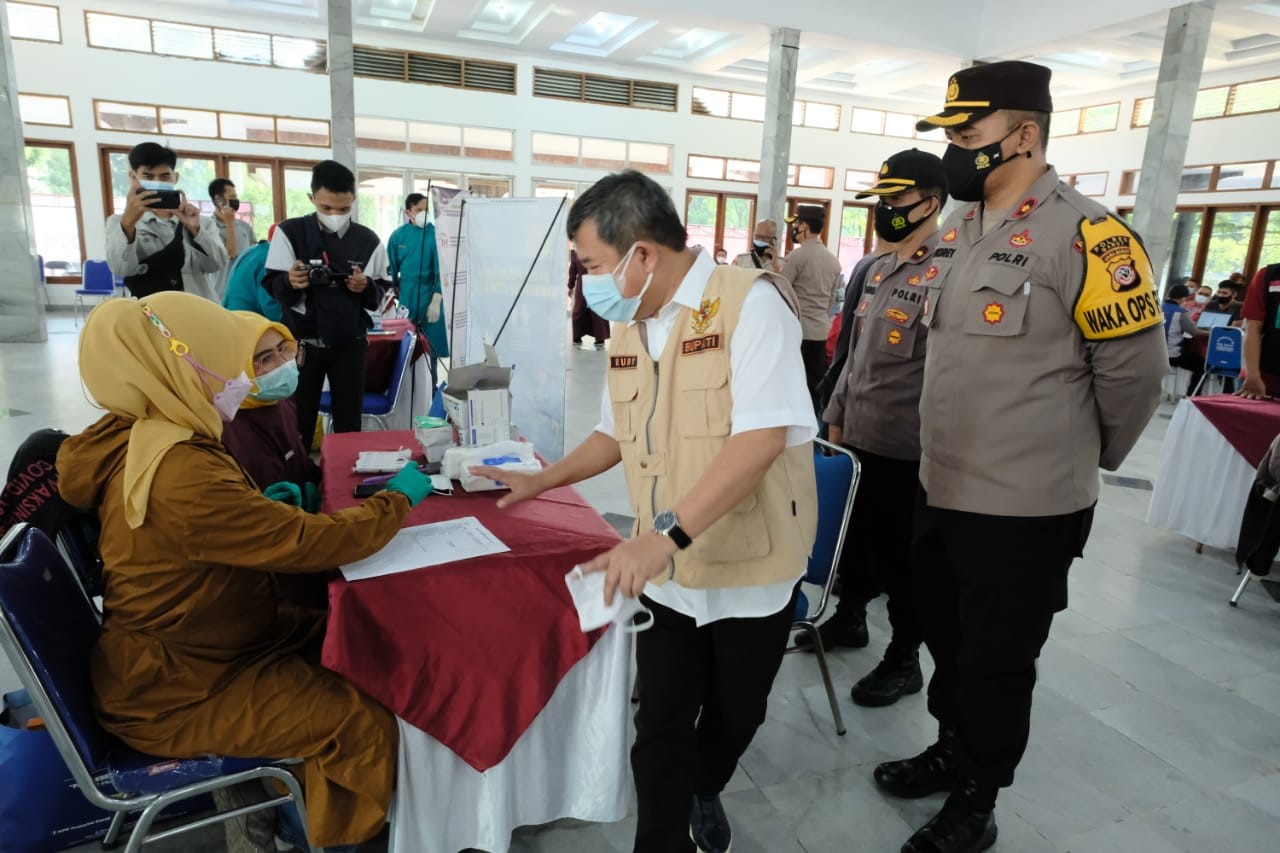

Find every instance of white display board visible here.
[456,197,570,460]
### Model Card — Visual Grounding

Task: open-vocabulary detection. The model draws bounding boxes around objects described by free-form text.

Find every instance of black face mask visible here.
[1215,295,1232,305]
[942,125,1023,202]
[874,197,935,243]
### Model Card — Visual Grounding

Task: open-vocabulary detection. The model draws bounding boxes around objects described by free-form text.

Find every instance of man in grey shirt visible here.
[780,205,842,405]
[207,178,258,302]
[104,142,227,301]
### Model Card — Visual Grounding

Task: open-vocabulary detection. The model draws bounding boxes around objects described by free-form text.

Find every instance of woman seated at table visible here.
[1163,284,1209,396]
[57,292,434,852]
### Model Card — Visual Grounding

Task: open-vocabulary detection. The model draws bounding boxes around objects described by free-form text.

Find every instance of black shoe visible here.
[901,789,997,853]
[796,613,869,652]
[851,650,924,707]
[690,793,732,853]
[874,731,957,798]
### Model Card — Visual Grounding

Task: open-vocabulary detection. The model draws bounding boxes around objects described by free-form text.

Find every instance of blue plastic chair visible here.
[0,524,306,853]
[320,329,416,431]
[75,260,116,326]
[1192,325,1244,396]
[785,439,860,735]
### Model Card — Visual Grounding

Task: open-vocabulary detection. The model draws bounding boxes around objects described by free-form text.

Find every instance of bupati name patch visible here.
[681,334,722,355]
[610,355,639,369]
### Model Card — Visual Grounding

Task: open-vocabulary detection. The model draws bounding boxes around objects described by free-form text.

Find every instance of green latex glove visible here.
[385,462,433,507]
[302,482,322,514]
[264,481,303,507]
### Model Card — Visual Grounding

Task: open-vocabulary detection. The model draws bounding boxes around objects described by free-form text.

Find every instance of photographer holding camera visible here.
[105,142,228,300]
[265,160,390,445]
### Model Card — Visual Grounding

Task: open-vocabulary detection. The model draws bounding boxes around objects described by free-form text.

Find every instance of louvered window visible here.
[534,68,677,112]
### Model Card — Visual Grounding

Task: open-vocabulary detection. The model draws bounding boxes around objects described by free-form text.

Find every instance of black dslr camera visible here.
[306,259,348,287]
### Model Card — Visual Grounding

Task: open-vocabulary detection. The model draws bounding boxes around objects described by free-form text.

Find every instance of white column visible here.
[327,0,357,173]
[756,28,800,236]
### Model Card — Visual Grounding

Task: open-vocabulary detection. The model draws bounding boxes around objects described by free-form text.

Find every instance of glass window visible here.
[24,145,81,278]
[796,165,834,189]
[1259,209,1280,269]
[725,159,760,183]
[105,151,131,215]
[850,108,885,134]
[214,28,272,65]
[883,112,917,138]
[1216,162,1267,191]
[1132,98,1154,128]
[225,161,275,242]
[915,124,944,142]
[273,36,326,71]
[1073,173,1108,196]
[1121,170,1140,195]
[838,204,870,271]
[1051,108,1080,137]
[581,138,627,170]
[159,107,218,139]
[628,142,672,175]
[95,101,158,133]
[276,117,329,146]
[220,113,277,143]
[1203,210,1256,284]
[688,156,726,180]
[801,101,841,130]
[532,132,579,166]
[729,92,766,122]
[685,194,719,253]
[1180,166,1214,192]
[465,176,511,198]
[410,122,462,156]
[151,20,213,59]
[845,170,876,192]
[1160,210,1203,292]
[18,94,70,126]
[7,3,60,42]
[1080,103,1120,133]
[284,166,317,219]
[86,12,151,52]
[721,196,754,261]
[174,157,217,203]
[355,116,404,151]
[463,127,514,160]
[1272,164,1280,189]
[692,87,730,117]
[1228,78,1280,116]
[357,170,406,238]
[1193,87,1230,120]
[534,181,578,201]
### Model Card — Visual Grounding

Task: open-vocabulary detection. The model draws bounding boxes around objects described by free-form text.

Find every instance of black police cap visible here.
[856,148,948,201]
[917,60,1053,132]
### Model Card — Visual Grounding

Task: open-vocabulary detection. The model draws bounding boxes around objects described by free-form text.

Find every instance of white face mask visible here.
[564,566,653,633]
[413,210,428,227]
[317,211,351,232]
[1194,294,1210,305]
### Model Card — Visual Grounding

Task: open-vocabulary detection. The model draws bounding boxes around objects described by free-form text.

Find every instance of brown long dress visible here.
[58,414,410,848]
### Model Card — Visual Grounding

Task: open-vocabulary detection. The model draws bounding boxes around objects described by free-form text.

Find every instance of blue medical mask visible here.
[752,240,770,249]
[250,359,299,402]
[581,244,654,323]
[139,179,175,191]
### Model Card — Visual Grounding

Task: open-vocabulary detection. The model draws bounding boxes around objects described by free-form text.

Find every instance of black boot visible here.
[900,783,998,853]
[851,646,924,707]
[796,608,869,652]
[874,729,957,798]
[689,793,732,853]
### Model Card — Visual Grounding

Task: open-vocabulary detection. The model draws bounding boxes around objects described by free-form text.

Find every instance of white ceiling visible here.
[125,0,1280,105]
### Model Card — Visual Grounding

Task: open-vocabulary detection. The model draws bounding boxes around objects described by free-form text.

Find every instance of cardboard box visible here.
[442,344,513,447]
[414,416,454,464]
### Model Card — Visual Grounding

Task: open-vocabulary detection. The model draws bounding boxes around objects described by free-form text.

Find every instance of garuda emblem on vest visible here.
[692,298,720,334]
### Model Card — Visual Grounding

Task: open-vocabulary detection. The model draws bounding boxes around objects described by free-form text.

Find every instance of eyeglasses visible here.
[253,340,298,373]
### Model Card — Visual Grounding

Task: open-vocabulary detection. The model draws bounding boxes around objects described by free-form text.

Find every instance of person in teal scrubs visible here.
[221,224,281,322]
[387,194,449,377]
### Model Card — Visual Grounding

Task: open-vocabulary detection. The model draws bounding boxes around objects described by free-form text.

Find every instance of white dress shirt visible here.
[595,249,817,626]
[104,211,228,302]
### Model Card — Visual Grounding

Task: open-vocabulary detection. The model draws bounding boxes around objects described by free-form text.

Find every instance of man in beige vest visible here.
[472,170,817,853]
[732,219,781,272]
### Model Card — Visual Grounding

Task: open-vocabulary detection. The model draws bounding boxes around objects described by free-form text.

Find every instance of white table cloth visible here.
[1146,399,1256,550]
[389,624,632,853]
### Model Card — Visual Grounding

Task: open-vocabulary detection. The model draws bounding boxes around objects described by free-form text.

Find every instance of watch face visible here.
[654,511,676,533]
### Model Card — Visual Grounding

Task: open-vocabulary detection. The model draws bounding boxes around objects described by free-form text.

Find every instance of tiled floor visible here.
[5,314,1279,852]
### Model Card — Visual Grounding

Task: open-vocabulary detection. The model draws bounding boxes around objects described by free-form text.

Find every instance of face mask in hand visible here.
[317,211,351,232]
[564,566,654,633]
[251,359,299,401]
[226,198,241,212]
[581,243,654,323]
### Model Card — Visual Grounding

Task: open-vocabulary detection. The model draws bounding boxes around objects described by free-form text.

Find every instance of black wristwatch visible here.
[653,510,692,550]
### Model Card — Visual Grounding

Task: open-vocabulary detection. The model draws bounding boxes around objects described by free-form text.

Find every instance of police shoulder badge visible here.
[1073,216,1161,341]
[691,297,720,335]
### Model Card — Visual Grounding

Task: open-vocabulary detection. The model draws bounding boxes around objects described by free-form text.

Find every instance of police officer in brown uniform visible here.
[873,62,1167,853]
[815,150,947,709]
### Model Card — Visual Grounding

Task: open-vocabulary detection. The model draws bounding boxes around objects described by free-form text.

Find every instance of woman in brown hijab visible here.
[57,292,431,851]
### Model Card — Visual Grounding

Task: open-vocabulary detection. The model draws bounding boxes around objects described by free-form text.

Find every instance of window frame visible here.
[1131,75,1280,128]
[7,1,61,43]
[92,98,330,149]
[1119,161,1279,195]
[18,93,72,128]
[24,138,86,285]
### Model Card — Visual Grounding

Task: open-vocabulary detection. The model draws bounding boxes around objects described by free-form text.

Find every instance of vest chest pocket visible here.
[690,489,771,563]
[607,372,640,442]
[677,358,732,438]
[962,264,1031,337]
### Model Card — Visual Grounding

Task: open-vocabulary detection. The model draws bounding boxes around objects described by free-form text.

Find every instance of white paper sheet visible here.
[340,517,509,581]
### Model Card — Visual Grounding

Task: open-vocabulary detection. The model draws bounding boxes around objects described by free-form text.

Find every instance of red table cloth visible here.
[319,431,620,771]
[1191,395,1280,468]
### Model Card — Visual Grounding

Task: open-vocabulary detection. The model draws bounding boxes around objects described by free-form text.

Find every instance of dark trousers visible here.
[1169,351,1205,396]
[295,338,368,446]
[831,448,923,655]
[801,339,828,409]
[912,491,1093,790]
[632,591,796,853]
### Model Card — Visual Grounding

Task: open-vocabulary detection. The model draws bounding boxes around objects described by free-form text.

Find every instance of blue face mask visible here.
[581,244,653,323]
[138,179,175,191]
[251,359,299,402]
